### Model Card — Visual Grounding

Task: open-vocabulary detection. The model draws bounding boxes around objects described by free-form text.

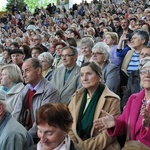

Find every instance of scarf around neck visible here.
[77,83,105,139]
[37,135,71,150]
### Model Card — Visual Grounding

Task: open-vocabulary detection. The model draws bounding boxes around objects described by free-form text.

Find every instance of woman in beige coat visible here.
[68,61,121,150]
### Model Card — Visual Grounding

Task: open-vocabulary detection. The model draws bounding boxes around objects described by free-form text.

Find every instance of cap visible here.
[139,57,150,69]
[9,49,24,55]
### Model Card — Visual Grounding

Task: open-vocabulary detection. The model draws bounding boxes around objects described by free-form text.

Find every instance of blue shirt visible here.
[127,51,140,74]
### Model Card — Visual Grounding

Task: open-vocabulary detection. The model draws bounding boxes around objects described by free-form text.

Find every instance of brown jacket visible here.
[68,86,121,150]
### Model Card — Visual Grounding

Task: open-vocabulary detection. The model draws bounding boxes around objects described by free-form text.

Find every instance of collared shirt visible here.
[28,79,42,91]
[83,94,91,113]
[64,66,75,85]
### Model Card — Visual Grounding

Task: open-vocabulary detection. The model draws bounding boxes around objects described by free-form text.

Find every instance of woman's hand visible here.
[93,110,116,132]
[141,106,150,129]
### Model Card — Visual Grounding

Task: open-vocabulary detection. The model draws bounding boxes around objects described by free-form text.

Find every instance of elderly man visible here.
[12,58,60,141]
[33,34,48,52]
[0,91,34,150]
[10,49,25,69]
[51,46,80,104]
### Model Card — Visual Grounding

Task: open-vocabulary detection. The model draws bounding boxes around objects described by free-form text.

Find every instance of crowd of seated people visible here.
[0,0,150,149]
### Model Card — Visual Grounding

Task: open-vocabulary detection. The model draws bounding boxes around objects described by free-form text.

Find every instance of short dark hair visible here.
[66,38,77,47]
[113,17,120,22]
[36,103,73,132]
[31,46,43,54]
[10,42,19,49]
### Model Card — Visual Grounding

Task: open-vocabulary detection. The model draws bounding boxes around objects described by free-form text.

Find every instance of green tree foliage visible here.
[25,0,56,12]
[6,0,56,13]
[6,0,26,12]
[0,6,7,11]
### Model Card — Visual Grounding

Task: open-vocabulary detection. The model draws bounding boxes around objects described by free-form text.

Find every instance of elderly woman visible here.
[121,29,149,76]
[91,42,120,94]
[38,52,54,81]
[0,64,24,112]
[28,103,78,150]
[77,37,94,66]
[105,32,123,66]
[94,57,150,149]
[69,61,120,150]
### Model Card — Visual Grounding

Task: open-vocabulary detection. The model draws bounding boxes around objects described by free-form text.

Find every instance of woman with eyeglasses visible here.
[94,57,150,149]
[68,61,120,150]
[91,42,120,94]
[122,46,150,111]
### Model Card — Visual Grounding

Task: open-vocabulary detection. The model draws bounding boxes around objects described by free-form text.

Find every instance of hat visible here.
[9,49,24,55]
[0,90,6,101]
[139,57,150,69]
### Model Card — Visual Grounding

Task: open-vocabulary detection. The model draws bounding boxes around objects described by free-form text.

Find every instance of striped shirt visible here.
[127,51,140,74]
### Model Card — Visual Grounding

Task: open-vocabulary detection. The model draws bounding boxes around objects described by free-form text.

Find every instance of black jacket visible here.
[121,70,142,111]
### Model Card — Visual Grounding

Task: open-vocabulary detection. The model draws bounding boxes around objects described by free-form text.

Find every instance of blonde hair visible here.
[0,64,24,83]
[105,32,118,45]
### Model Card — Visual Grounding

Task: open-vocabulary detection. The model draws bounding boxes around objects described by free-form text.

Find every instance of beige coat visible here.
[121,50,134,76]
[68,86,121,150]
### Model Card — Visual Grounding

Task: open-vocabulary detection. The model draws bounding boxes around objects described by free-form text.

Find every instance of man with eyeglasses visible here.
[122,46,150,111]
[53,42,67,68]
[51,46,81,104]
[33,35,48,52]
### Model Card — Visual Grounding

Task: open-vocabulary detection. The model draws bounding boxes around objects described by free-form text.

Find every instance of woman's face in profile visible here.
[80,65,100,90]
[0,69,12,87]
[37,123,67,150]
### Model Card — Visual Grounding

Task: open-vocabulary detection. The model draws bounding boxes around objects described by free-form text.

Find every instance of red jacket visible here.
[108,89,150,147]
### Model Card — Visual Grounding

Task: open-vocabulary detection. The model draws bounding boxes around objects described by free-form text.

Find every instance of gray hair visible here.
[92,42,110,62]
[62,46,78,55]
[80,37,95,49]
[133,29,149,45]
[139,56,150,70]
[0,64,24,83]
[25,58,42,70]
[38,52,54,66]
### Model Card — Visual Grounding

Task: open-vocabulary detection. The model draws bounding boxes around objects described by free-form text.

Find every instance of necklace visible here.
[140,98,150,115]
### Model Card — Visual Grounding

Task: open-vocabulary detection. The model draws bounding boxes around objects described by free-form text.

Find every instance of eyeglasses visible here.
[33,39,39,41]
[140,69,150,75]
[92,52,104,56]
[61,54,74,58]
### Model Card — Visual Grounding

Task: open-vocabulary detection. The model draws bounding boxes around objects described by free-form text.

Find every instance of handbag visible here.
[122,140,150,150]
[121,118,150,150]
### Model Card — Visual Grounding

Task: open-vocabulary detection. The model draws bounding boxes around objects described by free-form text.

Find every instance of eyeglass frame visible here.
[139,68,150,75]
[61,54,75,58]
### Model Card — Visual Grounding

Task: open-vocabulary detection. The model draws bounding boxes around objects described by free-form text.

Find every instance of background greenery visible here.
[0,0,56,12]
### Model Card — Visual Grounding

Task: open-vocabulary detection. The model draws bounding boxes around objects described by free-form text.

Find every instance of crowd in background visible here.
[0,0,150,149]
